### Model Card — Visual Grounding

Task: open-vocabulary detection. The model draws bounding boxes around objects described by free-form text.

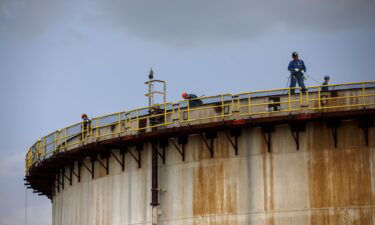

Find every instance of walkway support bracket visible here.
[224,128,241,155]
[97,153,110,175]
[56,173,62,192]
[262,125,275,153]
[327,120,341,148]
[157,139,169,164]
[289,122,306,150]
[199,131,217,157]
[71,163,81,183]
[128,144,142,168]
[358,117,374,146]
[112,149,125,171]
[80,160,94,179]
[62,168,71,186]
[61,169,65,190]
[171,136,187,161]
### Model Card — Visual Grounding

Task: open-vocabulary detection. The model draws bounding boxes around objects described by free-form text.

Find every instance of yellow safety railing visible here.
[126,102,175,131]
[306,81,375,110]
[25,81,375,172]
[238,87,303,116]
[178,94,233,122]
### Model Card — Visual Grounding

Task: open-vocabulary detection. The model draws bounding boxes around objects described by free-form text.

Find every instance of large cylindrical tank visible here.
[51,120,374,225]
[25,83,375,225]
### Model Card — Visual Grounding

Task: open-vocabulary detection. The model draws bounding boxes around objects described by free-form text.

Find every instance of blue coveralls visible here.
[187,94,203,107]
[288,59,307,93]
[321,81,329,91]
[83,117,91,130]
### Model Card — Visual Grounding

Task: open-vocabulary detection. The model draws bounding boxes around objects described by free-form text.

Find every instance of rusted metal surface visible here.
[27,109,375,196]
[47,116,375,225]
[24,87,375,224]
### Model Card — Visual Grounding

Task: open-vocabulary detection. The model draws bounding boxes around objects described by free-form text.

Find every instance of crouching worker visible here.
[182,92,203,107]
[81,113,91,139]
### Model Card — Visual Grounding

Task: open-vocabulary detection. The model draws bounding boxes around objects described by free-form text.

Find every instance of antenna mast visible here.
[145,68,166,107]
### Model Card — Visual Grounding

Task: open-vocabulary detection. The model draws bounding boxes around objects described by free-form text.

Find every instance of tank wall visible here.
[52,120,375,225]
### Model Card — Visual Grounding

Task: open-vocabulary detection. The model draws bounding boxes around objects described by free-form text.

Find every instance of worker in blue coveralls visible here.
[288,52,307,94]
[321,75,330,91]
[182,92,203,107]
[81,113,91,131]
[81,113,91,139]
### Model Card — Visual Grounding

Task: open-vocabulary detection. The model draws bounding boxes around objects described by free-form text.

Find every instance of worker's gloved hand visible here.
[294,68,299,72]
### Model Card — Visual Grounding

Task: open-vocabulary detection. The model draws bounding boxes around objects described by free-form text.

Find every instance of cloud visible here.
[92,0,375,46]
[1,0,375,46]
[0,0,71,39]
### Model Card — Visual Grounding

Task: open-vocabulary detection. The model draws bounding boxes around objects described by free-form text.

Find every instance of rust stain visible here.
[215,133,231,158]
[192,132,237,224]
[261,129,275,225]
[193,163,237,215]
[308,124,373,208]
[310,209,341,225]
[267,154,275,225]
[195,132,230,160]
[352,209,374,225]
[269,154,274,211]
[308,121,374,224]
[98,159,106,178]
[307,122,331,150]
[262,154,267,212]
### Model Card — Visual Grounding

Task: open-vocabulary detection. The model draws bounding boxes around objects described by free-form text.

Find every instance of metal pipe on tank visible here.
[151,143,159,225]
[145,69,162,225]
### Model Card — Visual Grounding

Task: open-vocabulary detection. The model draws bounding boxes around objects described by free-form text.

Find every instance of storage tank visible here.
[25,81,375,225]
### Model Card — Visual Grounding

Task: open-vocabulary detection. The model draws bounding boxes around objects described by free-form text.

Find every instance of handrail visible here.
[25,81,375,173]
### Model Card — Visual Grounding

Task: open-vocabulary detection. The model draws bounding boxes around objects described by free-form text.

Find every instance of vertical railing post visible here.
[187,100,190,121]
[126,112,129,131]
[64,129,67,151]
[231,95,234,115]
[172,104,175,123]
[299,88,303,110]
[136,110,139,131]
[36,140,40,161]
[57,130,61,152]
[54,131,58,153]
[164,103,167,126]
[147,107,150,130]
[118,112,121,133]
[237,96,241,114]
[96,118,100,139]
[247,94,251,115]
[89,119,92,137]
[81,121,84,144]
[362,81,366,106]
[178,103,181,122]
[306,89,309,110]
[43,137,47,159]
[248,94,252,115]
[288,89,291,111]
[318,88,321,110]
[221,95,225,117]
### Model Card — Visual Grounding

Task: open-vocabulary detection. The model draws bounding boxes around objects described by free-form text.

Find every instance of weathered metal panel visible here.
[52,118,375,225]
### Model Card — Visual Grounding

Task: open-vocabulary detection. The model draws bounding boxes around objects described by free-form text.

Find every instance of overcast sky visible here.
[1,0,374,224]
